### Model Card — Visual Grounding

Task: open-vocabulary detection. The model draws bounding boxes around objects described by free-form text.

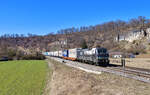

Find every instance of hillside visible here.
[0,16,150,56]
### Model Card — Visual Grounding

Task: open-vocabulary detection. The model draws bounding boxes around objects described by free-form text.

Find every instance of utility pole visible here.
[61,40,64,63]
[59,40,67,63]
[121,53,126,71]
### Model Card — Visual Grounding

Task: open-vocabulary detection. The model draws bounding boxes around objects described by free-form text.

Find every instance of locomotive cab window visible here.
[97,48,107,53]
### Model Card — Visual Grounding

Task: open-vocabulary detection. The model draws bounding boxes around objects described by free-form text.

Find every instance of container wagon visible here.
[43,52,49,56]
[62,50,69,59]
[53,51,59,57]
[68,48,82,61]
[58,51,63,58]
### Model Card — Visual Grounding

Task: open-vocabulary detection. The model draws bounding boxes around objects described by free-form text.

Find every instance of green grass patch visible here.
[0,60,48,95]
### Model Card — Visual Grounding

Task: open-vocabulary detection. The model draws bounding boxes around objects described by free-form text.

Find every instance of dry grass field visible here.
[46,59,150,95]
[110,58,150,69]
[136,54,150,58]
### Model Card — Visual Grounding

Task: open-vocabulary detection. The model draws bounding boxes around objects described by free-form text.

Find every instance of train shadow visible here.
[99,64,122,67]
[107,64,122,67]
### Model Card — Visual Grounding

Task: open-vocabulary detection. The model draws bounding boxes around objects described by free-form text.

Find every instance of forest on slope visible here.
[0,16,150,58]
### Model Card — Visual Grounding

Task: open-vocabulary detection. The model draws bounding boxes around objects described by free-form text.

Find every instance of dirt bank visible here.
[46,59,150,95]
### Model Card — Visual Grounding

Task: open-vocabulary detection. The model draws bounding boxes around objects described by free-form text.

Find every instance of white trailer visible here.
[58,51,63,57]
[53,51,59,57]
[49,52,54,56]
[68,48,82,60]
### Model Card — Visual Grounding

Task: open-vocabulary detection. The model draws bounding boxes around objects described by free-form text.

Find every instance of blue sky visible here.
[0,0,150,36]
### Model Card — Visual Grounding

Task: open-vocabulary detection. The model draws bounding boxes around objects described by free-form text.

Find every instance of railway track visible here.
[48,57,150,83]
[107,67,150,79]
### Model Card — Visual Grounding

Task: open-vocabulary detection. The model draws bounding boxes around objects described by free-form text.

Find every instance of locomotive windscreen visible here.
[97,48,107,53]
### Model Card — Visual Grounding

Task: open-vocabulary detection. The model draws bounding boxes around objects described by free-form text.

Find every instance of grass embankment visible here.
[0,60,48,95]
[48,58,150,95]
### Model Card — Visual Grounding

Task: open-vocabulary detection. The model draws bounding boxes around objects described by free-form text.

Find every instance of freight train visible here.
[44,47,109,66]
